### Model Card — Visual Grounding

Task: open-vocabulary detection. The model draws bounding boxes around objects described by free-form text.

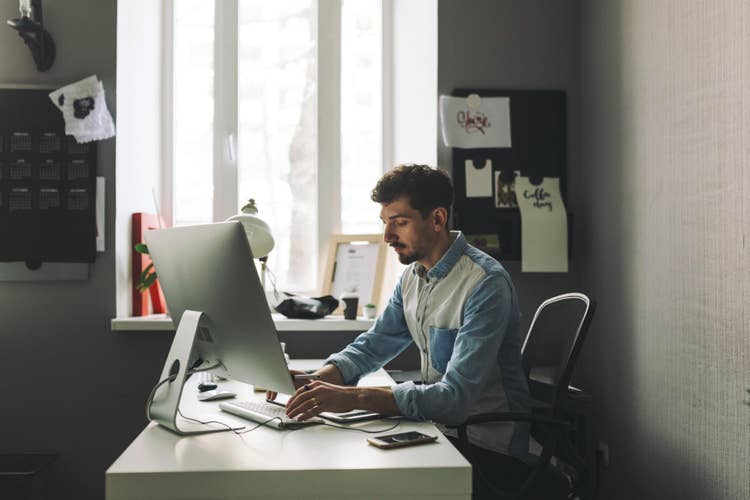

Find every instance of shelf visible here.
[110,313,375,333]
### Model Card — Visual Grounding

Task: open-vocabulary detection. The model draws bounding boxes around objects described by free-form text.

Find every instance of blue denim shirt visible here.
[326,232,532,455]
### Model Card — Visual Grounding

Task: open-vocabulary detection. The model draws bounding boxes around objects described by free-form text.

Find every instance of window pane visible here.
[238,1,318,291]
[341,0,382,234]
[173,0,215,226]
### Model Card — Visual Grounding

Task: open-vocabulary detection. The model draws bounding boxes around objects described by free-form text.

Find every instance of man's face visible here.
[379,196,435,265]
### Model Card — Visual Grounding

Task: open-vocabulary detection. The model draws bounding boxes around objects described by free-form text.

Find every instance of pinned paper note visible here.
[49,75,115,143]
[440,95,511,149]
[515,177,568,273]
[465,159,492,198]
[494,171,518,208]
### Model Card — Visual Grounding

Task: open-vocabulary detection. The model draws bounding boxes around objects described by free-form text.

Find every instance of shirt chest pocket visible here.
[428,326,459,374]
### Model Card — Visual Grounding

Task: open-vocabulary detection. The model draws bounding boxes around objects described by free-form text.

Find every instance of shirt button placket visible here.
[418,281,433,382]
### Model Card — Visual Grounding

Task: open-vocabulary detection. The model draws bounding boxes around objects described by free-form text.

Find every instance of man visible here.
[279,164,531,469]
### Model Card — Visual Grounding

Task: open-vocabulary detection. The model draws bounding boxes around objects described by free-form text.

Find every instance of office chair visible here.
[449,292,596,500]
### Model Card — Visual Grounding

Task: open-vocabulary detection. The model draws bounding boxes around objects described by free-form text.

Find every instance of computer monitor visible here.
[144,222,296,434]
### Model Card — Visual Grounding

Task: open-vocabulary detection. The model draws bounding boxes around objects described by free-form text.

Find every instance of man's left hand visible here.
[285,380,359,421]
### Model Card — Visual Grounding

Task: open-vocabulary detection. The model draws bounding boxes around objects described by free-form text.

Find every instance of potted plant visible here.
[134,243,167,315]
[363,303,377,319]
[134,243,157,292]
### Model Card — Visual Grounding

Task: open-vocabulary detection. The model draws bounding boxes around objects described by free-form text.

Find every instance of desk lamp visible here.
[226,199,275,290]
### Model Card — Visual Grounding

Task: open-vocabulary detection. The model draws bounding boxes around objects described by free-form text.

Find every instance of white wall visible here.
[391,0,437,168]
[115,0,166,316]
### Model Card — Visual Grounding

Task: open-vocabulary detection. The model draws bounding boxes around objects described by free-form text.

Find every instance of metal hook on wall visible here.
[6,0,56,72]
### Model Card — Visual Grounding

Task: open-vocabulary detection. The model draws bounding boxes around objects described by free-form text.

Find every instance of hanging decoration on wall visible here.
[515,176,568,273]
[464,159,493,198]
[494,170,518,208]
[49,76,116,143]
[439,93,511,148]
[6,0,56,72]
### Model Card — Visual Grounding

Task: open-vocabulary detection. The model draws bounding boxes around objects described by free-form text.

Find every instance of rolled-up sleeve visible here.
[391,274,514,424]
[325,278,413,385]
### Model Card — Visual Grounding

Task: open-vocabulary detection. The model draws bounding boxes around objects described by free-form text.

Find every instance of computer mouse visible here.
[197,390,237,402]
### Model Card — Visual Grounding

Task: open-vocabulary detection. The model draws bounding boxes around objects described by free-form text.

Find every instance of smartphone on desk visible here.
[367,431,438,449]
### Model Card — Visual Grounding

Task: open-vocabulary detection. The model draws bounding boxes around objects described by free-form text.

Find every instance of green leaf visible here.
[135,243,149,254]
[139,263,154,282]
[138,273,157,291]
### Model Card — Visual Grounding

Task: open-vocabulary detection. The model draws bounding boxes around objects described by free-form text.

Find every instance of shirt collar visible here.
[413,231,466,281]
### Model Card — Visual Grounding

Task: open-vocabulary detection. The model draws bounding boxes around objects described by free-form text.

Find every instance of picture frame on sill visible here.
[321,234,387,317]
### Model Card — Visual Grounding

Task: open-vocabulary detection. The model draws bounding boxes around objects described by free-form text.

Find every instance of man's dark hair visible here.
[371,164,453,219]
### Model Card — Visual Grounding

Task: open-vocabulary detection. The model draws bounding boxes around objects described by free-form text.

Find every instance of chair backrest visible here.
[521,293,595,408]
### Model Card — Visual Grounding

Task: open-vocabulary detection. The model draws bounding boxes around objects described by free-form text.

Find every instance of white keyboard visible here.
[219,400,322,429]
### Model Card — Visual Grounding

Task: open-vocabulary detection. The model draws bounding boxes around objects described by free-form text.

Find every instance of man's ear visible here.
[432,207,448,232]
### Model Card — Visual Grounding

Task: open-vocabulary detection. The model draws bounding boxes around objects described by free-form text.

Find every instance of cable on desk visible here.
[318,419,402,434]
[176,409,283,435]
[144,364,223,422]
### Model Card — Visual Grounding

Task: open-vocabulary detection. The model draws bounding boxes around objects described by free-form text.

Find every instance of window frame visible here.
[161,0,392,292]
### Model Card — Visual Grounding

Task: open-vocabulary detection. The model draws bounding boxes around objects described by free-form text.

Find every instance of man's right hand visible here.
[265,364,344,401]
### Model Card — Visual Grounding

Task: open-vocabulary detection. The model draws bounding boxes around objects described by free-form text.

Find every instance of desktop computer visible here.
[144,222,301,434]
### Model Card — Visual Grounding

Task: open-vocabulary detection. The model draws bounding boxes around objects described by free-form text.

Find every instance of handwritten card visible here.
[439,95,511,149]
[515,176,568,273]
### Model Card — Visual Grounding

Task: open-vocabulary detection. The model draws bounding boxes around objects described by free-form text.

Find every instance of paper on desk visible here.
[465,159,492,197]
[515,176,568,273]
[439,95,511,148]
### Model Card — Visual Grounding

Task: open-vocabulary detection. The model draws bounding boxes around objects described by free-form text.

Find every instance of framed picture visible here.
[321,234,387,316]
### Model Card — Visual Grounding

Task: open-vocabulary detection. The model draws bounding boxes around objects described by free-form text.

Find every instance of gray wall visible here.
[578,1,750,498]
[0,2,174,499]
[438,0,583,334]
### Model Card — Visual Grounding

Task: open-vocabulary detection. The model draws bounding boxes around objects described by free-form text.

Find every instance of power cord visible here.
[177,409,282,435]
[145,363,221,422]
[265,263,281,303]
[319,420,402,434]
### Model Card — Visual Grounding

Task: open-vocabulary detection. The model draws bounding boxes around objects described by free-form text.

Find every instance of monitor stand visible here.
[147,310,242,435]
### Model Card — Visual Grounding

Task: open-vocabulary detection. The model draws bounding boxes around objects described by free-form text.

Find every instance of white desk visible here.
[110,313,375,333]
[106,361,471,500]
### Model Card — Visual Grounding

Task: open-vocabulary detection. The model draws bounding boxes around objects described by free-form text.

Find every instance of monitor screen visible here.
[145,222,296,395]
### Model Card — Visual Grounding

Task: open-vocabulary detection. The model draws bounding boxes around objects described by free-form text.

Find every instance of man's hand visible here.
[286,382,403,421]
[265,363,345,402]
[285,380,361,421]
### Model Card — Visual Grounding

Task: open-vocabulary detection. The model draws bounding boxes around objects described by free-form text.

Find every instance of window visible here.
[170,0,386,292]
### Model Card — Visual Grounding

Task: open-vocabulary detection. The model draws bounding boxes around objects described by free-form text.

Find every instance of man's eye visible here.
[396,220,407,227]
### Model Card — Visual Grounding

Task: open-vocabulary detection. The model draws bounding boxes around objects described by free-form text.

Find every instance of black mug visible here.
[342,296,359,320]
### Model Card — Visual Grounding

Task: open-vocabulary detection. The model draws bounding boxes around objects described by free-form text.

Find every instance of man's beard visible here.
[393,244,423,265]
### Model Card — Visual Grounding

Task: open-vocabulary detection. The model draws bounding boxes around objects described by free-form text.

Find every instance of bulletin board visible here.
[449,89,571,261]
[0,87,97,266]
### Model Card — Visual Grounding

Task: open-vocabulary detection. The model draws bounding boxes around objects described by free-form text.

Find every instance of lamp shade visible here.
[226,200,275,258]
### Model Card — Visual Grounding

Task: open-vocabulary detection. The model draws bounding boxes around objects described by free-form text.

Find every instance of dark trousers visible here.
[446,435,531,500]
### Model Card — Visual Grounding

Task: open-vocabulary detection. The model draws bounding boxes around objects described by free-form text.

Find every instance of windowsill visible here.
[110,313,375,332]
